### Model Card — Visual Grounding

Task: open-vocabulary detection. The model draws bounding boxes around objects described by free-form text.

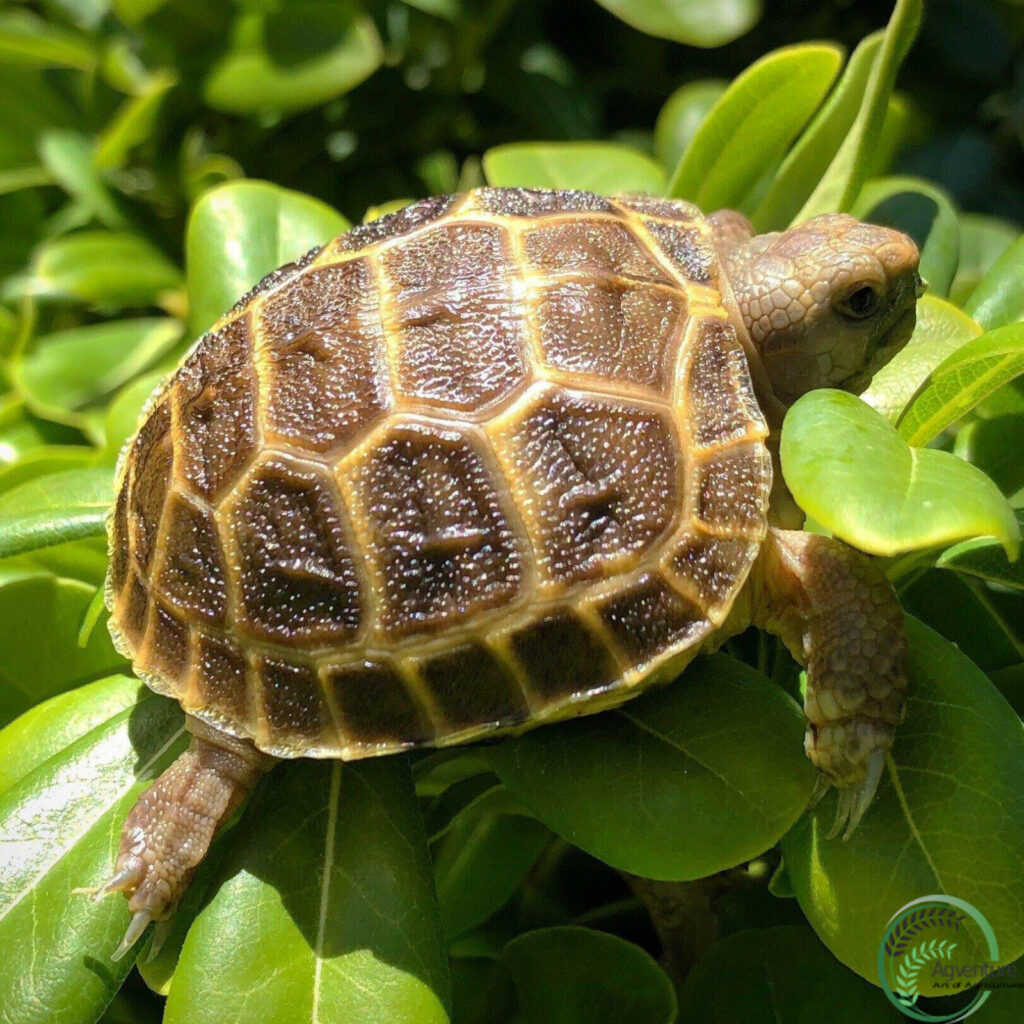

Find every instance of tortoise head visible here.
[724,213,924,406]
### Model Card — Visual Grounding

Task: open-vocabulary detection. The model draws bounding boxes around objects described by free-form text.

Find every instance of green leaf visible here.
[667,43,843,211]
[653,80,727,173]
[678,926,901,1021]
[0,572,126,725]
[798,0,922,219]
[483,655,816,880]
[965,233,1024,331]
[434,812,551,940]
[7,231,183,308]
[591,0,760,47]
[0,466,113,560]
[850,176,959,298]
[504,926,677,1024]
[102,370,166,458]
[164,758,450,1023]
[753,33,884,231]
[204,2,382,117]
[954,414,1024,507]
[935,510,1024,591]
[38,129,127,229]
[186,178,349,334]
[949,215,1019,307]
[0,674,143,796]
[0,689,186,1024]
[781,390,1020,559]
[15,317,182,428]
[483,142,666,194]
[94,70,177,170]
[0,9,96,71]
[862,294,982,423]
[897,324,1024,446]
[781,618,1024,992]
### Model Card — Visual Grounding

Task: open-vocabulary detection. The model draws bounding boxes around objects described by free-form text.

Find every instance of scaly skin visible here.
[82,717,274,960]
[751,530,908,838]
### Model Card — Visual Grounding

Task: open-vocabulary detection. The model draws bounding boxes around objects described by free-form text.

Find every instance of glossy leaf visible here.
[186,179,349,334]
[592,0,759,47]
[204,3,382,116]
[15,317,182,427]
[862,294,982,422]
[483,142,666,194]
[936,510,1024,591]
[6,231,183,308]
[504,926,677,1024]
[781,390,1020,559]
[782,618,1024,991]
[949,214,1019,306]
[653,80,727,173]
[164,758,450,1024]
[434,812,551,940]
[799,0,922,218]
[0,572,126,724]
[679,927,900,1022]
[0,466,113,559]
[483,655,816,880]
[0,674,142,795]
[965,233,1024,330]
[851,176,959,297]
[668,43,842,211]
[754,33,884,231]
[38,129,127,228]
[0,689,186,1024]
[897,324,1024,445]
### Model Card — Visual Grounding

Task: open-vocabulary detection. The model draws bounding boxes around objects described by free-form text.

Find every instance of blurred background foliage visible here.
[1,1,1024,1023]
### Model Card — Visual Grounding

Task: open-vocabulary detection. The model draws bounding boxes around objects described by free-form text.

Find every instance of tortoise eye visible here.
[838,285,881,320]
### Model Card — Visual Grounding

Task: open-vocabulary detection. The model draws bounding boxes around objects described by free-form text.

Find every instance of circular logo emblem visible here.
[878,895,999,1021]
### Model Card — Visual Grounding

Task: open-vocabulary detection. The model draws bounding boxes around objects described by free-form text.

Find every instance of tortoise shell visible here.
[106,187,771,758]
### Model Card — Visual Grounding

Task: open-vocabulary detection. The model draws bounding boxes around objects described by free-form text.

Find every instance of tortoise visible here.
[89,187,922,959]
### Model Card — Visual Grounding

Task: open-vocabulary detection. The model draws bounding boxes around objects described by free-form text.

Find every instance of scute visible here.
[108,187,770,760]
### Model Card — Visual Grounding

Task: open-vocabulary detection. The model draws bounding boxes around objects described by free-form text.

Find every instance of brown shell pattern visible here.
[107,187,770,758]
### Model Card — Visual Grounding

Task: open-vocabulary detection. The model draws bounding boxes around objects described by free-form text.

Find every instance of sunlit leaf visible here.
[799,0,922,218]
[6,231,183,308]
[14,317,182,428]
[483,142,666,194]
[484,655,816,879]
[949,214,1019,307]
[782,618,1024,992]
[781,390,1020,559]
[164,758,451,1024]
[862,294,982,422]
[504,927,676,1024]
[0,688,186,1024]
[592,0,761,48]
[754,33,884,231]
[668,43,843,211]
[653,80,727,172]
[965,233,1024,330]
[0,674,142,796]
[204,2,382,116]
[186,178,348,334]
[897,324,1024,445]
[0,465,113,560]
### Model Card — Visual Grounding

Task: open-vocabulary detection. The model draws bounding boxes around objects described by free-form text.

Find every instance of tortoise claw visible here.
[826,747,886,841]
[112,910,153,962]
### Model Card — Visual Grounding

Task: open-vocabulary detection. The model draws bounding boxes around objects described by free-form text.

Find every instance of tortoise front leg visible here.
[80,717,275,960]
[751,528,907,838]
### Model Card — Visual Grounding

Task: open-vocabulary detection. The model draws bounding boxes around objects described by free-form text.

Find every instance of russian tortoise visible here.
[93,188,922,958]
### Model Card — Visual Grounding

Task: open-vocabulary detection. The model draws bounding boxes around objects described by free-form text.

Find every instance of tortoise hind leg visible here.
[751,529,907,839]
[82,717,275,960]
